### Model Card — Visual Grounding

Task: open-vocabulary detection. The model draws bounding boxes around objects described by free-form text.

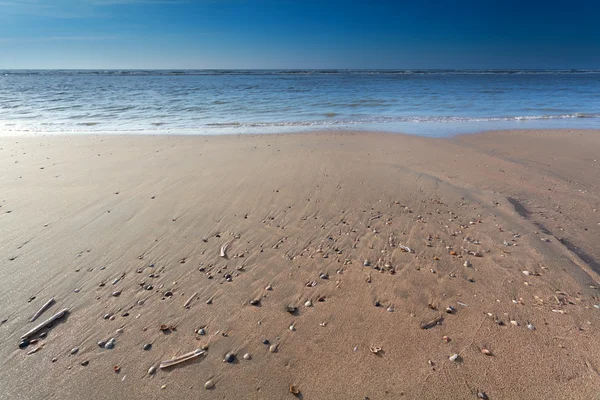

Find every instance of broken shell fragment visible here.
[369,346,382,354]
[449,353,460,362]
[481,348,493,356]
[290,385,300,395]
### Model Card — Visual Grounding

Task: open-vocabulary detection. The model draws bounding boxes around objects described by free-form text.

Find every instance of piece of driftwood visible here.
[30,298,55,322]
[21,308,69,339]
[420,315,443,329]
[159,349,205,369]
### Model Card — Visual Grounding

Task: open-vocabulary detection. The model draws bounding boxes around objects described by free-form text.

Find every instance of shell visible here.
[481,348,492,356]
[289,385,300,395]
[159,324,169,331]
[204,380,215,390]
[369,346,382,354]
[113,365,120,372]
[449,353,460,362]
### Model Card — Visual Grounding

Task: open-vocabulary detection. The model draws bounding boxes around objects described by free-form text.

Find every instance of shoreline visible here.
[0,128,599,399]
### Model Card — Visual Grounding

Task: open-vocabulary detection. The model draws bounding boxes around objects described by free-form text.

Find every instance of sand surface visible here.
[0,129,599,400]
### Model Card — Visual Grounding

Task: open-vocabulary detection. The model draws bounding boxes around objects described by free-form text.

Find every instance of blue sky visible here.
[0,0,599,69]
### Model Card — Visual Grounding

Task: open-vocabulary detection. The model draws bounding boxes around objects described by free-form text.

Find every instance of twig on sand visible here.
[159,349,206,369]
[30,298,55,322]
[184,292,198,309]
[420,315,443,329]
[21,308,69,340]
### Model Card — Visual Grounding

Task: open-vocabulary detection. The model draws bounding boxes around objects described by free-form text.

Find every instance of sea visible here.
[1,69,599,137]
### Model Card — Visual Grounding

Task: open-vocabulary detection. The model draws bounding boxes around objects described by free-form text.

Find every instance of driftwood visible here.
[21,308,69,339]
[30,298,55,322]
[420,315,443,330]
[159,349,205,369]
[184,292,198,308]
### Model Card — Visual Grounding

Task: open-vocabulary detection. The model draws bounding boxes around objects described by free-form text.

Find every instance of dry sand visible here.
[0,129,599,400]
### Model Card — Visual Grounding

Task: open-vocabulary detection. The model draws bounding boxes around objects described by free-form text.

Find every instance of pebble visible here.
[143,343,152,351]
[286,305,298,314]
[243,353,251,360]
[265,285,273,291]
[204,380,215,390]
[464,260,472,268]
[104,338,116,349]
[112,290,121,297]
[319,273,329,280]
[18,340,30,349]
[289,324,296,331]
[148,365,157,375]
[198,328,206,336]
[386,306,394,312]
[70,347,79,355]
[304,300,312,307]
[263,339,270,345]
[97,340,107,348]
[449,353,460,362]
[249,299,260,306]
[269,344,278,353]
[224,352,235,363]
[363,260,371,267]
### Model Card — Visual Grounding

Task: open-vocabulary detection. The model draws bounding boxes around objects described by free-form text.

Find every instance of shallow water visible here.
[1,70,599,136]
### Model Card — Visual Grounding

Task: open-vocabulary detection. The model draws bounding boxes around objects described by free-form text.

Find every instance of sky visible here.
[0,0,599,69]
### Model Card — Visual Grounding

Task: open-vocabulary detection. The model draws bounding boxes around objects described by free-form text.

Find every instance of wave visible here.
[2,69,600,77]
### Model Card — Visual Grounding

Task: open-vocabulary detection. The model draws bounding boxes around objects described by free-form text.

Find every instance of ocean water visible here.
[1,70,599,137]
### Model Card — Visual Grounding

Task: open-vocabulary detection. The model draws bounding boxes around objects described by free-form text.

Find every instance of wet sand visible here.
[0,129,599,400]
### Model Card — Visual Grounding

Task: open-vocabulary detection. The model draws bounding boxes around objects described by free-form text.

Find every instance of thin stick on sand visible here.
[30,298,55,322]
[184,292,198,309]
[21,308,69,340]
[420,315,443,330]
[159,349,206,369]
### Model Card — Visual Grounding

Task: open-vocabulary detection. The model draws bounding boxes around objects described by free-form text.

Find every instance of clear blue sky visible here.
[0,0,599,69]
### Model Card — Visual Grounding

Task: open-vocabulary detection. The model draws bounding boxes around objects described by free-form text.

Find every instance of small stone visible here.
[70,347,79,355]
[243,353,251,360]
[249,299,260,306]
[104,338,115,349]
[319,273,329,280]
[198,328,206,336]
[97,340,107,348]
[363,260,371,267]
[269,344,278,353]
[81,360,89,366]
[449,353,460,362]
[304,300,312,307]
[263,339,270,345]
[464,260,472,268]
[204,380,215,390]
[289,324,296,331]
[285,305,298,314]
[477,391,489,400]
[445,306,456,314]
[116,328,124,334]
[224,352,235,363]
[386,306,394,312]
[143,343,152,351]
[374,300,381,307]
[112,290,121,297]
[265,285,273,291]
[18,340,30,349]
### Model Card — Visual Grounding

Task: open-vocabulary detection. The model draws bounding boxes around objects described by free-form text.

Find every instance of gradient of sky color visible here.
[0,0,599,69]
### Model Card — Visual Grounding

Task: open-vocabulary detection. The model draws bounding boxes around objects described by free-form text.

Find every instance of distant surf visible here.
[1,70,598,136]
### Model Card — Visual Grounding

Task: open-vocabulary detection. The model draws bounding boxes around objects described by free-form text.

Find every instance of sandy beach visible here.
[0,129,599,400]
